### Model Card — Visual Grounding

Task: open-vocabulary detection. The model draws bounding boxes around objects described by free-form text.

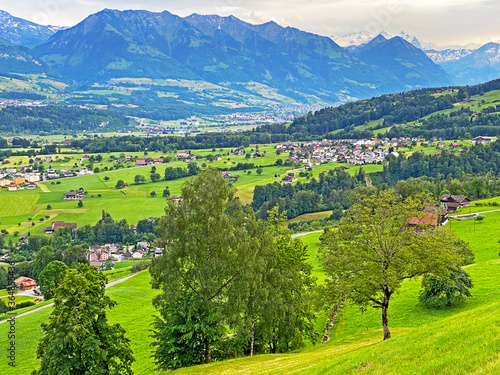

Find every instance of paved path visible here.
[450,208,500,218]
[291,230,324,238]
[0,273,138,325]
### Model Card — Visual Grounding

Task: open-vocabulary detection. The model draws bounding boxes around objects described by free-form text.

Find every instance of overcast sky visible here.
[2,0,499,46]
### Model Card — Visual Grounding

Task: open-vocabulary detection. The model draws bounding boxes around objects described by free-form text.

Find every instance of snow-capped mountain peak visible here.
[0,9,66,47]
[333,30,424,49]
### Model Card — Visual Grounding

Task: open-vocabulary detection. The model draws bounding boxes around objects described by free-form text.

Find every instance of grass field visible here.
[1,207,500,374]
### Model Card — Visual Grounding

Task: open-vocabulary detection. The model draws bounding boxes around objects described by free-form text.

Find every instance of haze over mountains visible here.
[0,8,498,106]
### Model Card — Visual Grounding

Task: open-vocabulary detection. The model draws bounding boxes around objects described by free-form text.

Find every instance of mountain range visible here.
[351,35,452,88]
[0,9,498,107]
[28,9,452,104]
[0,10,64,47]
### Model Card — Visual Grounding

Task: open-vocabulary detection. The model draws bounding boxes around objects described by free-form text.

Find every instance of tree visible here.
[320,190,461,340]
[38,261,68,300]
[150,173,161,182]
[62,245,88,268]
[256,167,263,176]
[187,161,200,176]
[104,176,110,182]
[134,175,146,184]
[32,246,56,280]
[275,159,283,166]
[250,207,317,354]
[0,298,7,314]
[46,204,52,210]
[35,264,134,375]
[150,191,157,198]
[99,260,115,272]
[0,267,8,289]
[115,180,125,189]
[150,168,273,369]
[419,268,473,307]
[162,186,170,198]
[77,200,84,208]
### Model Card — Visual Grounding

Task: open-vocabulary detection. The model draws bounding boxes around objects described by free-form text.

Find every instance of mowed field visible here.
[2,208,500,374]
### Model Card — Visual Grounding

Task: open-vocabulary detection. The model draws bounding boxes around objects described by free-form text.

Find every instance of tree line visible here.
[0,105,131,134]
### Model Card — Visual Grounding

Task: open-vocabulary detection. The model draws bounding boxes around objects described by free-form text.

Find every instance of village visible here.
[279,135,493,167]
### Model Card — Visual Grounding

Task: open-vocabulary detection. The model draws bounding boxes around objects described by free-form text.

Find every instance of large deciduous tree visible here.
[35,264,134,375]
[150,168,274,369]
[320,190,460,340]
[38,260,68,300]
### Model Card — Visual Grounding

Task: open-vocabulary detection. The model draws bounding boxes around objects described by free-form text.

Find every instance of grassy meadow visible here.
[2,207,500,374]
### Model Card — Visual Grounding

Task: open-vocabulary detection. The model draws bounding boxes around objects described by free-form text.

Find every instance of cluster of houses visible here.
[277,136,495,167]
[133,157,165,167]
[86,242,163,266]
[0,168,40,191]
[46,167,94,179]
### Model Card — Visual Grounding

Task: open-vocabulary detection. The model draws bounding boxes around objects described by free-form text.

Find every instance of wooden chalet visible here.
[439,194,470,213]
[14,277,37,291]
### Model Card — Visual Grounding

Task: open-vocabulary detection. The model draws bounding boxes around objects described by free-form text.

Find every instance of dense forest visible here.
[0,105,132,134]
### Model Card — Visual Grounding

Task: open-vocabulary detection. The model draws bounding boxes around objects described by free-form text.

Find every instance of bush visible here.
[15,301,36,309]
[56,181,61,184]
[131,260,151,273]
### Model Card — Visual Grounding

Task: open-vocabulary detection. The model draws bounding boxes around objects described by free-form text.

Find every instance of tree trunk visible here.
[382,292,391,340]
[250,314,255,356]
[206,343,212,363]
[270,326,277,354]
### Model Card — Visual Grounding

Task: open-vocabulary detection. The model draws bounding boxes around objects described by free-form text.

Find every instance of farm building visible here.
[45,221,77,234]
[14,277,37,291]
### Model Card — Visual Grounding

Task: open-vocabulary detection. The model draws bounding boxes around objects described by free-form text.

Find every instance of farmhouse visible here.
[408,212,442,229]
[473,136,493,144]
[64,188,84,200]
[45,221,77,234]
[282,173,298,183]
[135,159,147,167]
[14,277,37,291]
[176,151,192,159]
[439,194,471,213]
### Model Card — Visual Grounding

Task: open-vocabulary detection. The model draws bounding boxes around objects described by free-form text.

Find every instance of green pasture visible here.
[2,205,500,374]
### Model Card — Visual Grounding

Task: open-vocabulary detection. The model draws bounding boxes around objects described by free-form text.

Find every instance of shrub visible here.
[15,301,36,309]
[131,260,151,273]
